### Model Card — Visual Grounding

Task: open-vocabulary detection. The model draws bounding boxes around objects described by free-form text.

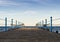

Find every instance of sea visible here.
[0,26,60,33]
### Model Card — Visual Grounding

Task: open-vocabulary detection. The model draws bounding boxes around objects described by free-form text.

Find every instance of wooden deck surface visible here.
[0,28,60,42]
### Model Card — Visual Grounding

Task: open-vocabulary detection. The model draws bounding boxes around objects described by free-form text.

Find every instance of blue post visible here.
[5,17,7,31]
[18,22,20,25]
[40,22,41,26]
[42,20,44,26]
[16,20,17,28]
[45,19,47,27]
[11,19,13,28]
[50,16,52,32]
[16,20,17,26]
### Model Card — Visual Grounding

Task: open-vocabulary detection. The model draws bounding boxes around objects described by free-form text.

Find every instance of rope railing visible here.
[36,16,60,32]
[0,17,24,32]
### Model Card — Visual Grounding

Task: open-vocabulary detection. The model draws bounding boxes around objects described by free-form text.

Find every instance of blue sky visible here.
[0,0,60,26]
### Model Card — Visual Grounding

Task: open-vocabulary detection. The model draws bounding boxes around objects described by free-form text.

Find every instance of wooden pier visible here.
[0,28,60,42]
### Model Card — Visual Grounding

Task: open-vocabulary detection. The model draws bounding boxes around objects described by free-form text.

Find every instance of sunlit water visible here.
[52,28,60,33]
[0,28,60,33]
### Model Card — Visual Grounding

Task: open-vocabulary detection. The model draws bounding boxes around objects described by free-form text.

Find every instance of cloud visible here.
[33,0,53,5]
[21,0,57,6]
[0,0,19,6]
[0,0,57,7]
[24,10,37,15]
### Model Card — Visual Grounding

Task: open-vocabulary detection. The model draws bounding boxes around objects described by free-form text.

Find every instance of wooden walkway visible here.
[0,28,60,42]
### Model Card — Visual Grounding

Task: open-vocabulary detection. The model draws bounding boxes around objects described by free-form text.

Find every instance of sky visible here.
[0,0,60,26]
